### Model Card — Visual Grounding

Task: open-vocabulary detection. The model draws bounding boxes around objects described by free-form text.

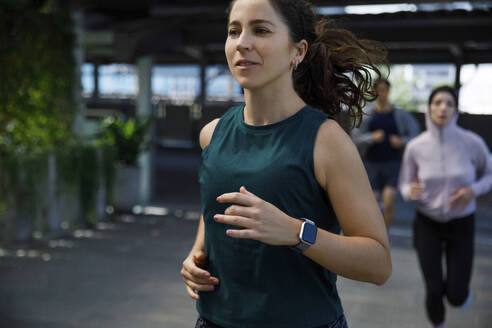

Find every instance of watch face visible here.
[302,221,317,244]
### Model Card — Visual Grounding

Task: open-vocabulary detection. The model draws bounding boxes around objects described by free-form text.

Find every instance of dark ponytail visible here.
[294,20,387,127]
[228,0,388,127]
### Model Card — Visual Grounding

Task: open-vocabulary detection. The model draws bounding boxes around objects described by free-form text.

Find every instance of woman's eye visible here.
[228,29,240,36]
[255,28,269,34]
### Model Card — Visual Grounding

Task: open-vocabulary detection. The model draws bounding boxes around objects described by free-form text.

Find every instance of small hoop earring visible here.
[294,60,300,70]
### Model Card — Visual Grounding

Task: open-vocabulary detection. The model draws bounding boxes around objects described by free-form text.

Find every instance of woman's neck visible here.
[243,83,306,126]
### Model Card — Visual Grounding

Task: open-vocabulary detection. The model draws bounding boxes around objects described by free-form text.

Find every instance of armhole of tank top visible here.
[311,116,333,191]
[201,106,237,153]
[201,119,220,154]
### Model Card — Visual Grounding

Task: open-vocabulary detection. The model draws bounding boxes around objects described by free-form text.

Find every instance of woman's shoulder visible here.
[199,105,243,149]
[458,127,489,152]
[317,118,346,141]
[199,119,220,150]
[458,126,484,142]
[315,119,359,165]
[313,118,368,189]
[303,105,332,121]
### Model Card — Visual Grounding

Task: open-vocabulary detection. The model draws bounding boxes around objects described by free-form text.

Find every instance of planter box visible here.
[1,196,32,244]
[0,147,110,245]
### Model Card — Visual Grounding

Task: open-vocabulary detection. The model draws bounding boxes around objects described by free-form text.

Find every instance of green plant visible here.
[100,144,118,205]
[55,142,116,228]
[0,0,75,156]
[0,2,116,240]
[78,145,100,227]
[0,151,49,238]
[100,116,152,167]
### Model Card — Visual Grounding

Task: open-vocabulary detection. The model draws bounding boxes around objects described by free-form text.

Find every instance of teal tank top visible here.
[198,105,343,328]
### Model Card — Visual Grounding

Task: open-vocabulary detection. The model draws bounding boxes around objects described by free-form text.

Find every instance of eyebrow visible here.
[228,19,275,27]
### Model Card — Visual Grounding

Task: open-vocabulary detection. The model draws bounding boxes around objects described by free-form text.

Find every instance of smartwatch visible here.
[293,218,317,252]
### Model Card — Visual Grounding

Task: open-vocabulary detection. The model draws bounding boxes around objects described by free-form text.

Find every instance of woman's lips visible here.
[235,60,258,70]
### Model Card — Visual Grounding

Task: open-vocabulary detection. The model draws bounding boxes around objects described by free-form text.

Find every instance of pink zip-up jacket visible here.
[399,111,492,222]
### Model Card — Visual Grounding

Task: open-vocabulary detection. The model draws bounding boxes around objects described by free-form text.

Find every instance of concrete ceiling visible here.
[81,0,492,65]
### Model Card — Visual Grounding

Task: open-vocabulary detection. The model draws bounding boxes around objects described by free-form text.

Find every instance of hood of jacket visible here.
[425,104,460,141]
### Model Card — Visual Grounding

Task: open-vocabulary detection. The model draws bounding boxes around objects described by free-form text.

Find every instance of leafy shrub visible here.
[100,116,151,166]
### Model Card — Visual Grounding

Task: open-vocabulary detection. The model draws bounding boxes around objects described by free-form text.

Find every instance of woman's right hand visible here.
[181,250,219,300]
[410,181,424,200]
[372,129,385,143]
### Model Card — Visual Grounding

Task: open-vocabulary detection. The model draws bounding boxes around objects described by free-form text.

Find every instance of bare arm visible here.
[308,119,392,285]
[180,119,220,299]
[190,215,205,254]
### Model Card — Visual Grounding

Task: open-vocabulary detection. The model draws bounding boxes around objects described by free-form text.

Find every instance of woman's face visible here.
[375,82,389,103]
[429,91,457,127]
[225,0,301,90]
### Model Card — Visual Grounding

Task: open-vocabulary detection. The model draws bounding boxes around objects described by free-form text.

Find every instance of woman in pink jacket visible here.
[399,86,492,328]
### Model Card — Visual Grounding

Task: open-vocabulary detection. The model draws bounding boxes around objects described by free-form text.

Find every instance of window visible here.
[460,64,492,114]
[387,64,456,112]
[206,65,243,101]
[81,63,94,96]
[99,64,137,97]
[152,65,200,104]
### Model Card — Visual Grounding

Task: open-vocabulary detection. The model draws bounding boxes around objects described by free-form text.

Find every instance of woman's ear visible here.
[295,39,308,64]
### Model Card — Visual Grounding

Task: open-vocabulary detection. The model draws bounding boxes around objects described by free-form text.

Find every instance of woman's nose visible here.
[236,32,253,51]
[437,104,447,112]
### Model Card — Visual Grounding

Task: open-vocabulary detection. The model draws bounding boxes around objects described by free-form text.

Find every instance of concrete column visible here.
[191,57,207,145]
[450,44,463,92]
[199,57,207,107]
[93,62,100,100]
[72,9,85,137]
[136,55,153,205]
[454,62,462,92]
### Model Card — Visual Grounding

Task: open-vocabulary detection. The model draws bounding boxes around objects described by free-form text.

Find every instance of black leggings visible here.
[413,211,474,325]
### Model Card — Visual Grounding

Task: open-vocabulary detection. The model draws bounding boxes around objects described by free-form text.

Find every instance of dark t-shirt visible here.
[366,109,401,162]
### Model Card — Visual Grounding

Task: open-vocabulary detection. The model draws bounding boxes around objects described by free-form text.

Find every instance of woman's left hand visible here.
[214,186,301,246]
[389,135,404,149]
[449,187,474,209]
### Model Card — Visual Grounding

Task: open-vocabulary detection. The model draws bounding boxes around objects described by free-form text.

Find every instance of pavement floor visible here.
[1,209,491,328]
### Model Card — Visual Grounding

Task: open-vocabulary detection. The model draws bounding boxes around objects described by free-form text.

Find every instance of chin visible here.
[234,72,281,91]
[235,78,261,90]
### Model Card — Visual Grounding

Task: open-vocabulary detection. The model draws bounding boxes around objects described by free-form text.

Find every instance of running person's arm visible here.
[308,119,391,285]
[181,119,220,300]
[396,108,420,145]
[181,215,218,300]
[469,136,492,197]
[398,142,423,201]
[350,112,376,147]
